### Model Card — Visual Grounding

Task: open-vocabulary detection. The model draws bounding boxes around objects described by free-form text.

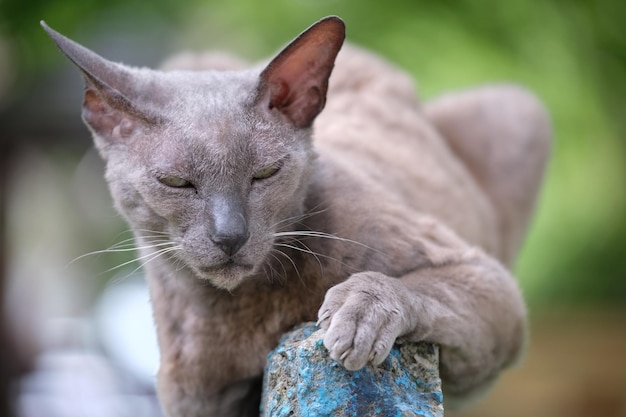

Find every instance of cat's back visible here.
[314,45,499,255]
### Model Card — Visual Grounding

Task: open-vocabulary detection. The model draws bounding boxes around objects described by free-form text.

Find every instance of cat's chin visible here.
[192,262,256,291]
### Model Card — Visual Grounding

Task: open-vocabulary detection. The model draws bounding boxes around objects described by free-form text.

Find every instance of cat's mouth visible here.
[198,260,254,273]
[193,260,256,289]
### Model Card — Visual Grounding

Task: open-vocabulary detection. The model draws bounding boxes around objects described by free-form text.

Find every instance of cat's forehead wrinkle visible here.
[119,67,260,130]
[157,69,259,112]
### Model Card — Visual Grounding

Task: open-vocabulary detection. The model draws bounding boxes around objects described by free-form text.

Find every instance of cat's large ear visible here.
[256,16,345,128]
[41,21,153,144]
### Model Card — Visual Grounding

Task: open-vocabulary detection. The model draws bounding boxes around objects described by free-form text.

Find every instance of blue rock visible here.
[261,323,444,417]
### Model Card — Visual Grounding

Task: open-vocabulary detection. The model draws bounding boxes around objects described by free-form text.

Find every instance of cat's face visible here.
[105,71,315,290]
[43,17,344,290]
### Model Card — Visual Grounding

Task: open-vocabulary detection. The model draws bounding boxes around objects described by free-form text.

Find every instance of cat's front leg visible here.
[317,248,526,405]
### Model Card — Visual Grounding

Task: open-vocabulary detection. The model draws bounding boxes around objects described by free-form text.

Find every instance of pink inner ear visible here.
[260,17,345,128]
[83,89,136,140]
[268,79,291,110]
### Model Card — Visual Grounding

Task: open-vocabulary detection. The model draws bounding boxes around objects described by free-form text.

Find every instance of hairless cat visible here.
[43,16,550,417]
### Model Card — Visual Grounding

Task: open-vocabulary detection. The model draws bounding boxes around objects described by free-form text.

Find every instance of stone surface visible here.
[261,323,444,417]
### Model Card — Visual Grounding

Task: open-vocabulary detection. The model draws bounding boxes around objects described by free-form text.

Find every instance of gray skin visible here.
[43,16,550,417]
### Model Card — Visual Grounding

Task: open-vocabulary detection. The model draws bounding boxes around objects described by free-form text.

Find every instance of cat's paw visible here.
[317,272,413,371]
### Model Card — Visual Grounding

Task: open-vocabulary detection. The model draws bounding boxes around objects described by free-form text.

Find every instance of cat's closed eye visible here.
[252,161,283,181]
[157,175,194,188]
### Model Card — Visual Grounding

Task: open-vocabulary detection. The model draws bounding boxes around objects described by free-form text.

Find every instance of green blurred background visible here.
[1,0,625,416]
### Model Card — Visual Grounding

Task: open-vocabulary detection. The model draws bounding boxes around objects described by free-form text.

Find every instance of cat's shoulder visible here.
[327,43,419,105]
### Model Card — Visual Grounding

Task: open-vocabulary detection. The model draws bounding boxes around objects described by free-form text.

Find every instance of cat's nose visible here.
[211,232,249,257]
[209,193,250,257]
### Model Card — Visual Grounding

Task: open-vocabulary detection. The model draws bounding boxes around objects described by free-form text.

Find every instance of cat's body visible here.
[43,17,550,417]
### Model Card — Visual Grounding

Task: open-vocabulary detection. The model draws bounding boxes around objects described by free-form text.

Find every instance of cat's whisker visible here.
[105,229,140,246]
[105,237,139,248]
[273,230,380,253]
[132,236,175,244]
[127,246,182,276]
[133,228,170,235]
[115,229,170,243]
[67,240,177,267]
[271,228,381,271]
[108,246,183,284]
[273,243,328,266]
[270,248,303,284]
[273,254,289,281]
[272,246,317,292]
[91,234,172,253]
[100,229,171,251]
[106,241,174,253]
[274,242,359,274]
[172,256,187,273]
[270,228,350,276]
[290,238,325,276]
[264,252,286,284]
[271,207,328,230]
[101,245,181,275]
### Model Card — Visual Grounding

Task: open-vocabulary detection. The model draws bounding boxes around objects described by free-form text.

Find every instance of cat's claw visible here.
[316,309,331,327]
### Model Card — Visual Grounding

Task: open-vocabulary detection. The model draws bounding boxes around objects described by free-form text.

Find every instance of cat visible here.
[42,16,550,417]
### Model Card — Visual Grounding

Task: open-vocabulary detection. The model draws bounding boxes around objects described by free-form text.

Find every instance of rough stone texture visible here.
[261,323,444,417]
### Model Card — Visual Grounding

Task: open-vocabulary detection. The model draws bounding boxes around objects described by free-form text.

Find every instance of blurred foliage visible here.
[1,0,625,307]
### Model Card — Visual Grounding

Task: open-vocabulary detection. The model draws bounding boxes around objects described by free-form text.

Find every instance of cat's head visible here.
[43,17,345,290]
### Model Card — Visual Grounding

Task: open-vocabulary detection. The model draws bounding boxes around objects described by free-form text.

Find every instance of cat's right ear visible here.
[41,21,153,148]
[255,16,345,129]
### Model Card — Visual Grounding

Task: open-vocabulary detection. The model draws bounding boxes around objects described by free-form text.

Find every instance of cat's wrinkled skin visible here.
[43,16,550,417]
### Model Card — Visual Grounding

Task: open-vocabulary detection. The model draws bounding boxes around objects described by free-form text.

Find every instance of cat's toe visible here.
[341,347,372,371]
[370,340,393,366]
[323,319,356,364]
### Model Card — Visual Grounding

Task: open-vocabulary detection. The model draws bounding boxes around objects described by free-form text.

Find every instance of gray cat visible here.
[42,16,550,417]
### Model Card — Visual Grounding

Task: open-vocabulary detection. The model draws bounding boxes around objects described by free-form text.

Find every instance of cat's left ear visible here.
[256,16,345,128]
[41,21,153,147]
